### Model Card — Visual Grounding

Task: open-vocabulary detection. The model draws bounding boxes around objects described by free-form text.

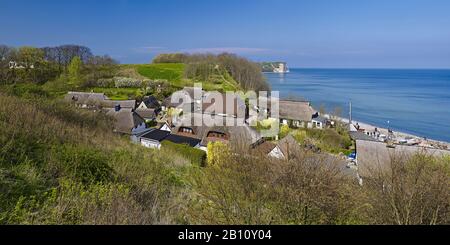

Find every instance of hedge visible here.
[161,140,206,166]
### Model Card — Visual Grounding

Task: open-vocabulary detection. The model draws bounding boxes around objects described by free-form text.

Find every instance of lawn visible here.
[90,87,142,100]
[136,63,185,81]
[131,63,239,91]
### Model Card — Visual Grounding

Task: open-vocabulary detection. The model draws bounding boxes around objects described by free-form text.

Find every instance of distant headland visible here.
[260,62,290,73]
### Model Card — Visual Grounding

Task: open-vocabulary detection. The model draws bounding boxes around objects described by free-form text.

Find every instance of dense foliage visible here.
[161,140,206,166]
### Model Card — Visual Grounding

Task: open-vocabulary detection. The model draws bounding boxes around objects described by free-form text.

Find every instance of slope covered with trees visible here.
[153,53,270,92]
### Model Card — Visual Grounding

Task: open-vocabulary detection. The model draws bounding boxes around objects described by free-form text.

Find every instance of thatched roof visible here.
[100,100,136,109]
[173,113,262,146]
[65,91,109,105]
[105,108,144,134]
[278,100,315,122]
[276,135,301,158]
[356,140,450,177]
[135,108,156,120]
[253,140,277,155]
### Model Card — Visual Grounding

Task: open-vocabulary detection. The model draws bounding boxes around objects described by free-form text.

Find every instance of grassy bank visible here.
[0,93,192,224]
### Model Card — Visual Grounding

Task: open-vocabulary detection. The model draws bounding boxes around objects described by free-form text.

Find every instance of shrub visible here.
[206,141,230,166]
[363,153,450,224]
[114,76,143,88]
[53,145,113,184]
[278,124,291,139]
[96,78,115,87]
[161,140,206,166]
[3,83,49,98]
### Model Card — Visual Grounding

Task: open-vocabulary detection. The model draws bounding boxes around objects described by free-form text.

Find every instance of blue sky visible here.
[1,0,450,68]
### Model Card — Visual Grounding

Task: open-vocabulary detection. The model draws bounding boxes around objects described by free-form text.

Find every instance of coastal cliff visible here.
[260,62,289,73]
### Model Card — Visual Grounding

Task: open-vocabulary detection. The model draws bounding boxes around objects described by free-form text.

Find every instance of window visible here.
[180,127,193,134]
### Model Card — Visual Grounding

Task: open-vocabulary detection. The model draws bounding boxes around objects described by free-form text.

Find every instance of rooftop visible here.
[141,129,171,141]
[278,100,315,122]
[163,134,201,147]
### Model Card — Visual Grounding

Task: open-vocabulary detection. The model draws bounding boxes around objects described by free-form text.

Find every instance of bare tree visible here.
[363,153,450,224]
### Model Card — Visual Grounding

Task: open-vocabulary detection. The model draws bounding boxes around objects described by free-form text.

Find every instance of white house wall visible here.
[141,138,161,149]
[268,146,284,159]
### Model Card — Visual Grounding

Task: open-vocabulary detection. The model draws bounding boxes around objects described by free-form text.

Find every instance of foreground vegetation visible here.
[0,44,448,224]
[0,91,448,224]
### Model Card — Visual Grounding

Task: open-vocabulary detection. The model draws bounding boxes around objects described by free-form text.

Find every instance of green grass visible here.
[89,87,142,100]
[136,63,185,81]
[0,92,190,224]
[127,63,239,92]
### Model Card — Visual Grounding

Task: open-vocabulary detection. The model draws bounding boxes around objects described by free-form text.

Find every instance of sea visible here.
[264,69,450,142]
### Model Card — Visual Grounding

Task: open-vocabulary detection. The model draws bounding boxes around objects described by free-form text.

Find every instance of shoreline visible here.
[324,114,450,150]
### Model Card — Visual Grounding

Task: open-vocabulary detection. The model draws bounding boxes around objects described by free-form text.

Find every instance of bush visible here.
[278,124,291,139]
[161,140,206,166]
[52,145,113,184]
[96,78,115,87]
[2,83,49,98]
[363,153,450,224]
[152,53,189,63]
[305,128,352,153]
[206,141,231,166]
[114,76,144,88]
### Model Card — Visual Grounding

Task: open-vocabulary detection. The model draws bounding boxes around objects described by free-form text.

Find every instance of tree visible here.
[0,45,14,83]
[15,47,58,84]
[68,56,82,84]
[363,153,450,225]
[319,103,326,115]
[42,45,93,72]
[154,52,270,92]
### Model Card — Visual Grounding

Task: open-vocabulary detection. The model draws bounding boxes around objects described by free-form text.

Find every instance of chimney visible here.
[115,104,121,112]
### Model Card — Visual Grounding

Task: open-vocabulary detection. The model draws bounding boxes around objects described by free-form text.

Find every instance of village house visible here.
[158,112,262,151]
[269,135,301,160]
[65,91,147,135]
[65,91,137,110]
[311,114,328,129]
[351,133,450,182]
[65,91,110,109]
[278,100,316,128]
[136,95,161,122]
[105,106,147,135]
[256,97,325,129]
[135,108,158,122]
[137,95,161,110]
[139,128,201,149]
[253,135,301,160]
[100,99,137,110]
[139,129,171,149]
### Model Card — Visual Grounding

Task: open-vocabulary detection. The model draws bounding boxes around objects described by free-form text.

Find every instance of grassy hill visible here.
[136,63,184,81]
[0,92,194,224]
[123,63,240,91]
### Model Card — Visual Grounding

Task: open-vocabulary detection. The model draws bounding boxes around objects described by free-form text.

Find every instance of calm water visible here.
[265,69,450,142]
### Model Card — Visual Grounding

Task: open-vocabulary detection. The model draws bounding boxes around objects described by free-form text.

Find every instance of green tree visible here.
[68,56,82,84]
